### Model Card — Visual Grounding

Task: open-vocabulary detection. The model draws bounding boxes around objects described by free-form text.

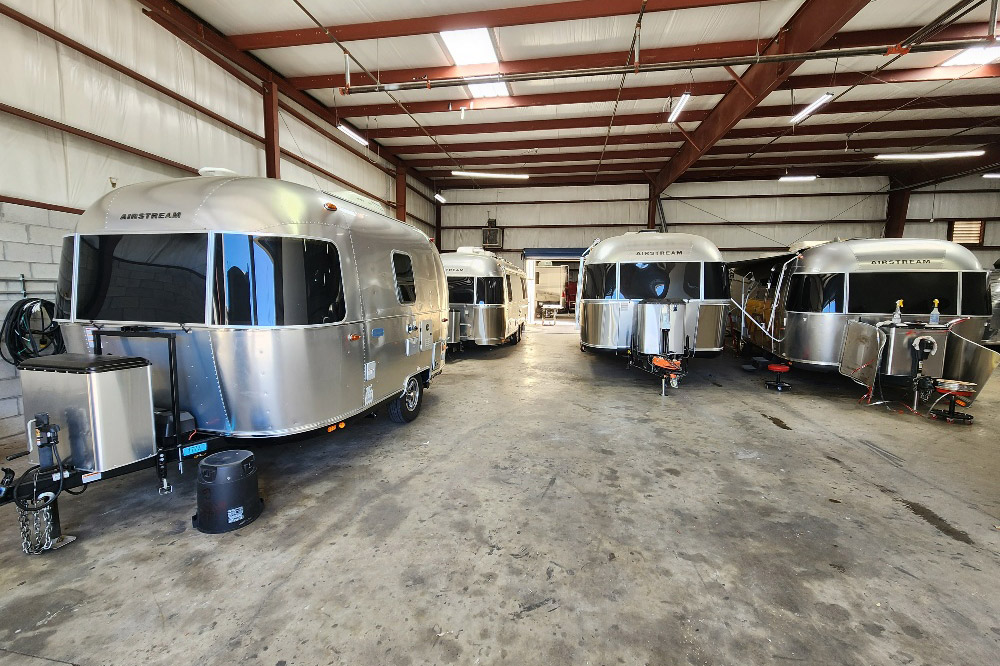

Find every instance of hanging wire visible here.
[592,0,649,183]
[289,0,477,189]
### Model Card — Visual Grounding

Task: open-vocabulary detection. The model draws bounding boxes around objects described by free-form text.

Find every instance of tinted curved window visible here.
[476,277,504,304]
[848,272,957,315]
[447,276,474,304]
[619,262,700,300]
[961,272,991,315]
[582,263,616,299]
[55,236,74,319]
[392,253,416,304]
[786,274,844,313]
[704,262,730,299]
[213,234,345,325]
[505,275,513,303]
[519,276,527,299]
[77,234,207,323]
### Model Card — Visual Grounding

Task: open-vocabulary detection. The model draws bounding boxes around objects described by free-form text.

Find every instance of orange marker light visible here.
[348,334,361,341]
[327,425,337,433]
[324,202,337,211]
[338,422,346,429]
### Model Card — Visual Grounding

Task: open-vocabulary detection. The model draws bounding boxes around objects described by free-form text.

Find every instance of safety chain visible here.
[18,504,53,555]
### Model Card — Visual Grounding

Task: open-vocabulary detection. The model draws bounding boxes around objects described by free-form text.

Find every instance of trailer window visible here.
[704,262,730,299]
[520,276,527,299]
[619,262,700,300]
[392,252,417,304]
[961,272,991,315]
[213,235,345,325]
[786,274,844,313]
[848,272,957,315]
[505,276,513,303]
[447,277,475,304]
[55,236,74,319]
[582,263,616,299]
[476,277,504,304]
[76,234,208,323]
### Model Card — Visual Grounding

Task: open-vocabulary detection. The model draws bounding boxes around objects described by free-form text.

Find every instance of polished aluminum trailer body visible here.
[52,176,448,437]
[731,238,992,373]
[578,232,729,354]
[442,248,528,345]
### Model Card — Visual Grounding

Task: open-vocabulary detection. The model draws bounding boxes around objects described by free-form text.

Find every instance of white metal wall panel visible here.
[2,0,394,212]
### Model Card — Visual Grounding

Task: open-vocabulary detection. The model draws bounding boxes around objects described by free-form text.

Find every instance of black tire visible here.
[389,375,422,423]
[511,326,522,345]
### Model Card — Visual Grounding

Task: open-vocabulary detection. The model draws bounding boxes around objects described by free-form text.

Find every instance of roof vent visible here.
[198,167,239,177]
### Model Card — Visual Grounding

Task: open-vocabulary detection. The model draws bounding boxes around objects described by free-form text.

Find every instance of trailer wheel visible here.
[511,326,522,345]
[389,375,422,423]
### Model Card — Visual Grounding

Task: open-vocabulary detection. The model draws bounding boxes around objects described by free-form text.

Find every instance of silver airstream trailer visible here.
[442,247,528,347]
[50,175,449,437]
[578,231,730,388]
[730,238,992,375]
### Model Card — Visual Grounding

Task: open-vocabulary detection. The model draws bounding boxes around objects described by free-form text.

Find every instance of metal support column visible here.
[885,184,911,238]
[395,166,407,222]
[263,80,280,179]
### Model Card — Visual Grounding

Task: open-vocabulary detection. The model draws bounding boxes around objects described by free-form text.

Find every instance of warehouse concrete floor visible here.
[1,323,999,666]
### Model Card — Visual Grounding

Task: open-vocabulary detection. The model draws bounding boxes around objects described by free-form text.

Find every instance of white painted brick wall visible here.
[0,202,76,439]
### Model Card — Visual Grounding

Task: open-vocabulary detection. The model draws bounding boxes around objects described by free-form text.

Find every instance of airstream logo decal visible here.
[635,250,684,256]
[870,259,932,265]
[119,212,182,220]
[372,328,385,338]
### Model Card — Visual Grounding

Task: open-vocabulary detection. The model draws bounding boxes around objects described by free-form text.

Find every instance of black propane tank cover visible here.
[192,450,264,534]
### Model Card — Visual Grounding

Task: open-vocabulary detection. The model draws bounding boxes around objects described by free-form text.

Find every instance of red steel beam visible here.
[891,141,1000,189]
[652,0,874,193]
[402,133,996,168]
[263,81,280,178]
[337,80,733,117]
[229,0,760,50]
[1,102,198,175]
[884,186,911,238]
[395,166,407,222]
[431,172,652,187]
[134,1,413,176]
[407,148,672,168]
[337,64,1000,118]
[706,133,995,155]
[386,116,999,154]
[291,39,766,90]
[365,94,1000,138]
[293,22,991,92]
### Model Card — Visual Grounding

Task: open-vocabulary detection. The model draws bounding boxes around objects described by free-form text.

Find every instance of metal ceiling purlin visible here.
[227,0,761,50]
[891,141,1000,189]
[400,133,997,168]
[288,22,991,92]
[134,0,435,187]
[365,94,1000,138]
[335,65,1000,118]
[653,0,875,194]
[386,117,1000,154]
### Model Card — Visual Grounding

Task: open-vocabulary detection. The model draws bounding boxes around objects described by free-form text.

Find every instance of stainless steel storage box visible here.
[633,301,688,356]
[19,354,157,473]
[880,325,948,377]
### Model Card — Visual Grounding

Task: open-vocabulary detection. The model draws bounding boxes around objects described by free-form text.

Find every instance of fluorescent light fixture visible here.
[942,46,1000,67]
[779,175,818,182]
[434,193,447,203]
[451,170,529,180]
[982,173,1000,179]
[337,123,368,146]
[440,28,498,66]
[667,92,691,123]
[875,150,985,161]
[789,92,834,125]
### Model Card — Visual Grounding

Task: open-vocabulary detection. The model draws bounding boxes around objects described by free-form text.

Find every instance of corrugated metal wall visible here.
[441,175,1000,269]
